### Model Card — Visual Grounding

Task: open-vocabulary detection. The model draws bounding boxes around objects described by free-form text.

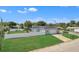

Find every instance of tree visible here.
[24,21,32,32]
[32,22,37,26]
[48,23,55,27]
[20,23,24,29]
[37,21,47,26]
[58,23,66,28]
[0,18,4,50]
[8,21,17,28]
[58,23,69,34]
[24,21,32,28]
[70,20,76,27]
[76,21,79,27]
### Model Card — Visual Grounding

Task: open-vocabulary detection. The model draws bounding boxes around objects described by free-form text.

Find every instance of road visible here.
[4,32,45,39]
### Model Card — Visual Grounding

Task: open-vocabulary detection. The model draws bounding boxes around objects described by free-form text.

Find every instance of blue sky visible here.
[0,6,79,23]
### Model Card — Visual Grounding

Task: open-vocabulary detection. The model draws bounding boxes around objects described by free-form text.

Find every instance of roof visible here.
[31,26,57,29]
[67,27,79,29]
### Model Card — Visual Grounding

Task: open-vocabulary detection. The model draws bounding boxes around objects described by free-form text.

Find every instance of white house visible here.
[74,28,79,33]
[31,26,59,34]
[67,27,79,33]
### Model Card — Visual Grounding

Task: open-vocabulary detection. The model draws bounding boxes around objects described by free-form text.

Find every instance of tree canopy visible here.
[37,21,47,26]
[8,21,17,28]
[24,21,32,28]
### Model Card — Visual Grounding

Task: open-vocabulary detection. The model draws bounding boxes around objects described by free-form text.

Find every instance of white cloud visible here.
[0,9,7,12]
[17,8,27,13]
[31,17,46,22]
[17,7,38,13]
[28,8,38,12]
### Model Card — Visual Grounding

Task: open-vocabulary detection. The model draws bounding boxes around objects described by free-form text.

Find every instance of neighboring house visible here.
[10,25,23,31]
[74,28,79,33]
[31,26,59,34]
[67,27,79,33]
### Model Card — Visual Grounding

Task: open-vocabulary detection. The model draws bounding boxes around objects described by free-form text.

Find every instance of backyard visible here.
[1,35,63,52]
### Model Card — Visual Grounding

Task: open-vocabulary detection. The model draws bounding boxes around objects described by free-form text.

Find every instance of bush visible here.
[24,28,31,33]
[62,30,68,34]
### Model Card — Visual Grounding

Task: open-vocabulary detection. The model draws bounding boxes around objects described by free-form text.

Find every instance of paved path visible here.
[53,34,71,42]
[31,38,79,52]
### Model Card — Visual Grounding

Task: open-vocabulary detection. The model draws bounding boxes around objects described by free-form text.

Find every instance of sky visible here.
[0,6,79,23]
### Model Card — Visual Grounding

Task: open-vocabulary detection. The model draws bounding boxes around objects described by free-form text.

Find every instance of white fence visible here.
[4,32,45,39]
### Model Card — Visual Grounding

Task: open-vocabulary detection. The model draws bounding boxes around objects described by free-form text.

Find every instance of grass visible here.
[63,33,79,40]
[2,35,63,52]
[8,30,26,34]
[0,37,4,51]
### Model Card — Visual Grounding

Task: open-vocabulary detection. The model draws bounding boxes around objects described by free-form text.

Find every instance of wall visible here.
[48,28,58,34]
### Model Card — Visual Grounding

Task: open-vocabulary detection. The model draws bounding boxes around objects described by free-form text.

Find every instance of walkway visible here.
[31,38,79,52]
[53,34,71,42]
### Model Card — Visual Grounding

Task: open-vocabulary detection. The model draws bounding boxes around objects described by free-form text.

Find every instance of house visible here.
[74,28,79,33]
[30,26,59,34]
[67,27,79,33]
[10,25,23,31]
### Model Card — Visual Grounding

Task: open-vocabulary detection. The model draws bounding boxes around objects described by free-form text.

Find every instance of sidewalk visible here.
[53,34,71,42]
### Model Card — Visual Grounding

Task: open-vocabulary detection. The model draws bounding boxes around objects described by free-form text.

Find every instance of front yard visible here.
[2,35,63,52]
[63,33,79,40]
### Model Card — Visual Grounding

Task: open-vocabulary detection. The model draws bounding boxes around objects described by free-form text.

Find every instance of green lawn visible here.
[8,30,26,34]
[2,35,63,52]
[63,33,79,40]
